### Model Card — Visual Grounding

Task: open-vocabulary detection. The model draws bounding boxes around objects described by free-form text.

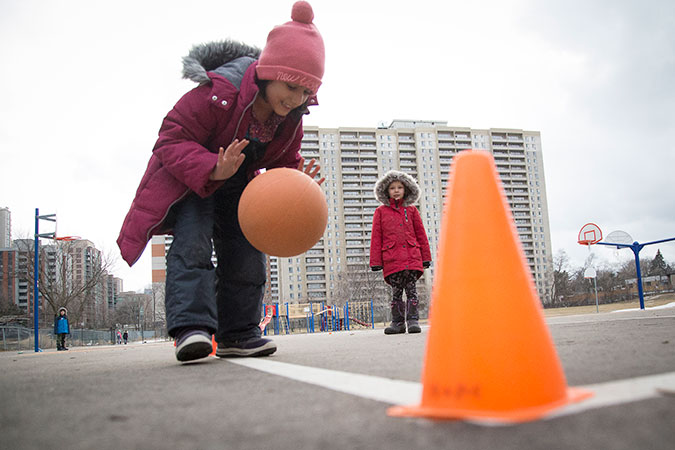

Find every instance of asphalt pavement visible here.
[1,307,674,450]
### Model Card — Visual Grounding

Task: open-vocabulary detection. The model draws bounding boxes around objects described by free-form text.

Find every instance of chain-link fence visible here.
[0,326,165,352]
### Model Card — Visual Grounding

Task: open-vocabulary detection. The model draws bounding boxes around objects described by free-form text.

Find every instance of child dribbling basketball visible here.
[370,171,432,334]
[118,1,325,362]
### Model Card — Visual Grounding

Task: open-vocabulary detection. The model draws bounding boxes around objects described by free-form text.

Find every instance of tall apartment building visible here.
[67,240,108,325]
[0,207,11,249]
[12,239,37,311]
[280,120,553,304]
[106,274,124,310]
[149,120,553,306]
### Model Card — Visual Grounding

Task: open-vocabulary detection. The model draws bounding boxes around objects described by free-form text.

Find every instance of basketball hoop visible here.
[605,230,633,246]
[54,236,81,241]
[578,223,602,246]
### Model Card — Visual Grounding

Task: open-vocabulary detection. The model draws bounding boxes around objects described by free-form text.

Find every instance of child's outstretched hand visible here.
[210,139,249,180]
[298,157,325,185]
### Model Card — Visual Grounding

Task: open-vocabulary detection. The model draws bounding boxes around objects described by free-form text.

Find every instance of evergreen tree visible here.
[649,249,668,276]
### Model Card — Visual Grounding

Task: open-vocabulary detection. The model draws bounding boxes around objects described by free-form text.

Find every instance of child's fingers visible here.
[233,138,249,152]
[308,164,321,178]
[225,139,249,157]
[304,158,316,174]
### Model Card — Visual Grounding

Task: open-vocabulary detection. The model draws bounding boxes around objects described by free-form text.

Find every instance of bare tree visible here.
[115,292,153,330]
[333,263,384,305]
[151,282,166,331]
[16,238,116,327]
[0,289,25,324]
[551,250,573,305]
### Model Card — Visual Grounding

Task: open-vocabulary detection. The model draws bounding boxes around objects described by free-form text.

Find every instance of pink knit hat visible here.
[256,1,325,94]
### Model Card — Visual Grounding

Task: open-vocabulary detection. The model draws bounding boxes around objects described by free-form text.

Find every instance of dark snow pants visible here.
[164,187,266,343]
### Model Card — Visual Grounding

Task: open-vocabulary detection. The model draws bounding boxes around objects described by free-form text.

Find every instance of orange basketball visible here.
[238,168,328,257]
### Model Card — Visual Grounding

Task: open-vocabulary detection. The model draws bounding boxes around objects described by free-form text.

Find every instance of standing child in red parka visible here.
[117,1,325,363]
[370,171,432,334]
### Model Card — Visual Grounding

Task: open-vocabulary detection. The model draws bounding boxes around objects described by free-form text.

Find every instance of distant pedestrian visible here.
[122,330,129,345]
[53,307,70,351]
[370,171,432,335]
[117,330,123,345]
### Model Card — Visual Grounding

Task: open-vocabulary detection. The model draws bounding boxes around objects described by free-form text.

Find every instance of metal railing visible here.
[0,326,163,352]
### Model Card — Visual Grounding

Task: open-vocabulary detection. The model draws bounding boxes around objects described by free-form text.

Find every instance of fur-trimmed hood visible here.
[374,170,420,207]
[182,40,261,85]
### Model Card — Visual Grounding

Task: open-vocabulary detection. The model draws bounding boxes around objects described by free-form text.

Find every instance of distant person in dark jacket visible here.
[53,307,70,351]
[123,330,129,345]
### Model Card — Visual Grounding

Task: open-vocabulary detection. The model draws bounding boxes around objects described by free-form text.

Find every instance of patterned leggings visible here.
[385,270,419,319]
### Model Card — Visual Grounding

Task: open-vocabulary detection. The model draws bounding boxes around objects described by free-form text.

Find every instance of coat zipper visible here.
[233,92,302,173]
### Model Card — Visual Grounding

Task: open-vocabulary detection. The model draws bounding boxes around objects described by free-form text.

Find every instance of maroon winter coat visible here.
[117,42,312,266]
[369,171,432,282]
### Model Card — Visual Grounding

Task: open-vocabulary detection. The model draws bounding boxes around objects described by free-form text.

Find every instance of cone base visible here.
[387,387,593,424]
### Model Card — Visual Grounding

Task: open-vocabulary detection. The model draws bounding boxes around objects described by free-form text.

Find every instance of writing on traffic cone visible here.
[388,150,592,423]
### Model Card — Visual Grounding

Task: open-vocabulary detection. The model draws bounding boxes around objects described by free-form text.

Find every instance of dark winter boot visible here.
[384,301,406,335]
[406,299,421,334]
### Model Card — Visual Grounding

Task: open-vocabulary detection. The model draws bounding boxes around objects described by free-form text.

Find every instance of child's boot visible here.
[406,299,421,333]
[384,301,406,334]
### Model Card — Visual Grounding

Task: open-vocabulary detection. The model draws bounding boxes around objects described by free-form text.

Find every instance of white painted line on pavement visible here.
[548,371,675,419]
[229,358,422,405]
[547,314,675,325]
[229,358,675,423]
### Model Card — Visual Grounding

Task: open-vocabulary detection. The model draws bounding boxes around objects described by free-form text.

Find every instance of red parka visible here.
[117,42,312,266]
[369,171,432,282]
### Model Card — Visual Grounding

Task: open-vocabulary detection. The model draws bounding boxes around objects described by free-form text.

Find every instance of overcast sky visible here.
[2,0,674,292]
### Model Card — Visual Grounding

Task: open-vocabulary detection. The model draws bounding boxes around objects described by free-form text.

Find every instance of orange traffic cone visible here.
[210,335,217,356]
[388,150,592,423]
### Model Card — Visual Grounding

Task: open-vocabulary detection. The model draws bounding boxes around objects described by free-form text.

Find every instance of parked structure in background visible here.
[150,120,553,306]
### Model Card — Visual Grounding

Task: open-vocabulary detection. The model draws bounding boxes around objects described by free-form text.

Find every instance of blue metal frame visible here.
[595,237,675,310]
[344,302,350,331]
[33,208,56,353]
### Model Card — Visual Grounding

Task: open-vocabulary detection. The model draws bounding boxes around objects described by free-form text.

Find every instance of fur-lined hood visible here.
[182,40,261,85]
[57,307,68,315]
[374,170,420,207]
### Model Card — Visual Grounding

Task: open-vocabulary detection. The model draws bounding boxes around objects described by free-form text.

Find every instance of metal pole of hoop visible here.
[582,243,600,313]
[34,209,56,352]
[577,223,602,313]
[595,237,675,310]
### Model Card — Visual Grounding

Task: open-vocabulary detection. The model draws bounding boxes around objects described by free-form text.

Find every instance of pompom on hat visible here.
[256,1,325,94]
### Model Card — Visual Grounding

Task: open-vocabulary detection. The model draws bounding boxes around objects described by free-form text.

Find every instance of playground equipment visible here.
[259,305,276,331]
[260,300,375,335]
